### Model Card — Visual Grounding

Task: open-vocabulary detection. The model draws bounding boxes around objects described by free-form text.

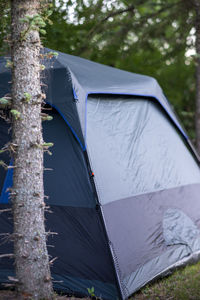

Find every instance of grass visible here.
[132,261,200,300]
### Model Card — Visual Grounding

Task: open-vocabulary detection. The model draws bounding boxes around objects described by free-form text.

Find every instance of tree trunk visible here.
[195,1,200,153]
[11,0,53,299]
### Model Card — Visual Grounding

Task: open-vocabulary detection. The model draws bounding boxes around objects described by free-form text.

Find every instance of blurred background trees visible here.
[1,0,199,144]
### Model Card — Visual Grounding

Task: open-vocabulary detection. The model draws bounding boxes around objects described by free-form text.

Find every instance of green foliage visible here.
[0,0,197,139]
[39,29,47,35]
[40,64,46,70]
[41,51,58,60]
[0,160,8,169]
[0,97,11,106]
[48,51,58,57]
[19,3,53,39]
[10,109,21,120]
[42,142,54,148]
[23,92,32,103]
[41,114,53,121]
[5,60,13,68]
[44,0,197,139]
[0,0,11,55]
[20,14,47,40]
[45,115,53,121]
[20,14,46,28]
[134,261,200,300]
[44,115,53,121]
[42,142,54,156]
[0,1,53,53]
[87,286,95,297]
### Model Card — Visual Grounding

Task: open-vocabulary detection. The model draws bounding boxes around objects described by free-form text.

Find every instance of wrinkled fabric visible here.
[163,208,200,248]
[87,96,200,205]
[1,49,200,300]
[123,245,194,296]
[102,184,200,298]
[0,48,189,147]
[55,50,184,139]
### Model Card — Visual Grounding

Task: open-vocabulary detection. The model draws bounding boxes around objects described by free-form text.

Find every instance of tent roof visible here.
[0,48,194,148]
[46,49,188,141]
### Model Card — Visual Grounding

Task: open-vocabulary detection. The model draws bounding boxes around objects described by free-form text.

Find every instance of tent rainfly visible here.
[1,49,200,300]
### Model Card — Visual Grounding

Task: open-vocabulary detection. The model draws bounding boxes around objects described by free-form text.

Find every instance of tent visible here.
[1,48,200,300]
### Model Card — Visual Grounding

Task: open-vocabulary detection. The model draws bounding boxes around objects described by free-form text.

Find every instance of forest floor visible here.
[1,260,200,299]
[0,290,87,300]
[133,260,200,300]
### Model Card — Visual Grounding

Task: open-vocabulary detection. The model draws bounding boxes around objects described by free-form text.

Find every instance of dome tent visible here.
[1,48,200,299]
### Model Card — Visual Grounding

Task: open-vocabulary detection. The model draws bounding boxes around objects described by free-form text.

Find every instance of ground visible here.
[0,290,86,300]
[132,260,200,300]
[1,261,200,300]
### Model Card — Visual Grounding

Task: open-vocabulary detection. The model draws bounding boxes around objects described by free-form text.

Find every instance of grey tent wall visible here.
[85,94,200,298]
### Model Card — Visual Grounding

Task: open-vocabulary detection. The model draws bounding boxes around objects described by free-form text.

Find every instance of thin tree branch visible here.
[103,4,135,23]
[49,256,57,265]
[91,4,134,35]
[77,1,182,56]
[0,253,14,259]
[135,1,183,25]
[0,208,12,214]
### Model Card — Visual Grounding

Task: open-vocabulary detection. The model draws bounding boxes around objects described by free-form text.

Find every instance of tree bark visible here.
[11,0,53,299]
[194,1,200,153]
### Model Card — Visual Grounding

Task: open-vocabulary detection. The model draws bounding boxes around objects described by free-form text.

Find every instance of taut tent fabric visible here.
[0,48,200,300]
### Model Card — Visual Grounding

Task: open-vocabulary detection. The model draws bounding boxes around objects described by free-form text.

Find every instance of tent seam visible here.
[45,101,86,151]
